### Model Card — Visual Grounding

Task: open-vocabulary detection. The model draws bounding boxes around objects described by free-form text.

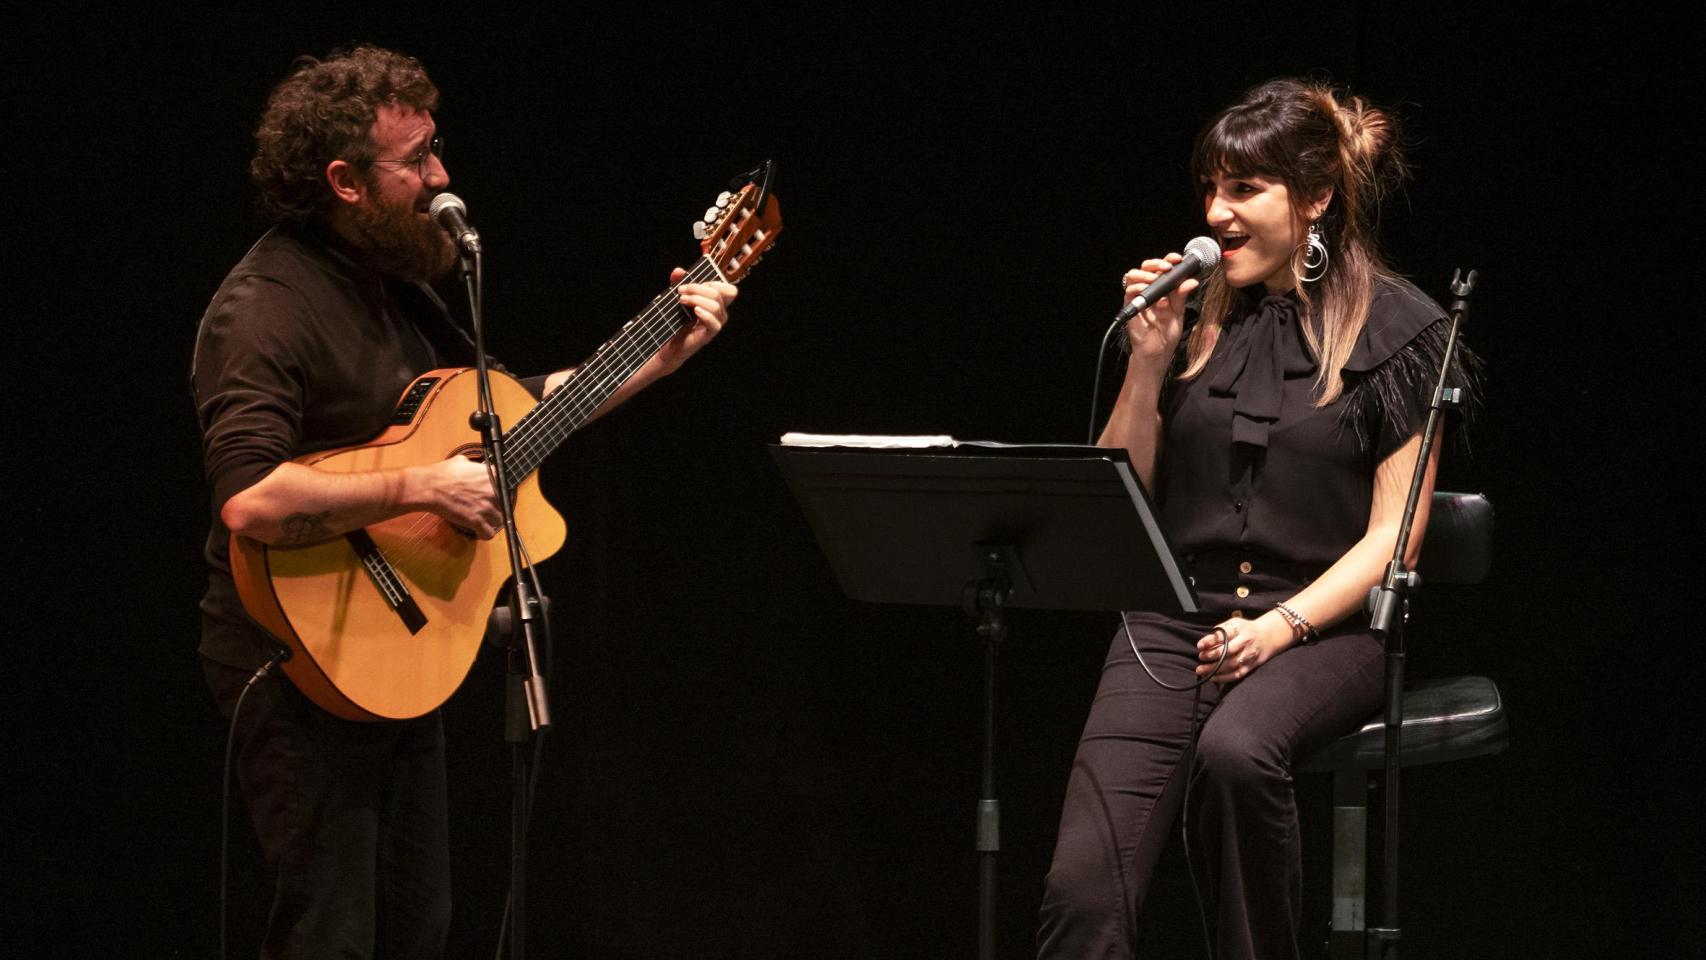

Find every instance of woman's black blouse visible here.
[1155,275,1472,574]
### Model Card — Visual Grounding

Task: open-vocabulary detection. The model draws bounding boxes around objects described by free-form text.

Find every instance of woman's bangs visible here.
[1191,115,1285,184]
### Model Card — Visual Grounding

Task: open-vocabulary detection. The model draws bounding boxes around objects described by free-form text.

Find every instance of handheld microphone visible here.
[428,192,481,254]
[1115,236,1221,323]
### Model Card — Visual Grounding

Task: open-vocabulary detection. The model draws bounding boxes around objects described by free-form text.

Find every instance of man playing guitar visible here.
[191,44,736,958]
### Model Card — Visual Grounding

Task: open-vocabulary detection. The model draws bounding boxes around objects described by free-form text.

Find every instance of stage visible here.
[5,4,1695,956]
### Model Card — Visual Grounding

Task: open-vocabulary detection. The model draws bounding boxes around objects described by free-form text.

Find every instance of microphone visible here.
[428,192,481,254]
[1115,236,1221,323]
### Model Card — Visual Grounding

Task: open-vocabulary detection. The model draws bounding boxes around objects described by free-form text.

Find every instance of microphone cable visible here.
[219,647,289,960]
[1088,316,1129,444]
[1090,239,1244,959]
[1179,683,1216,960]
[1116,616,1226,960]
[1095,278,1224,957]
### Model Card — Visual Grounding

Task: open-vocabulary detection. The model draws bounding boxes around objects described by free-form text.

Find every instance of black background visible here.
[6,4,1699,957]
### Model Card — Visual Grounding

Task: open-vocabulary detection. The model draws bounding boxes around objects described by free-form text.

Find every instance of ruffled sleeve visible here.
[1342,277,1482,461]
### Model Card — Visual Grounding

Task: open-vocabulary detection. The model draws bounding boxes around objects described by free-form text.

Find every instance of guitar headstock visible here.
[693,175,782,283]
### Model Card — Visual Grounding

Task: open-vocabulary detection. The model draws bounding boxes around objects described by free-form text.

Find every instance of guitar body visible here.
[228,170,780,721]
[230,368,567,721]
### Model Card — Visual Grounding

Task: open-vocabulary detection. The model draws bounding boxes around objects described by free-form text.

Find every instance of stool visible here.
[1298,492,1511,959]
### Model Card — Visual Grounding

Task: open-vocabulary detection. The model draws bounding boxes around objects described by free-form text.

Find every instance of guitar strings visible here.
[374,255,731,565]
[505,255,724,473]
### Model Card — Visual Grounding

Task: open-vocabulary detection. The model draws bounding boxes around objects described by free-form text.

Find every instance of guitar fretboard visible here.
[501,256,726,482]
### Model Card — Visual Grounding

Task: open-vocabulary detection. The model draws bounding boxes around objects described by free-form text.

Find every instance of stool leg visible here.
[1327,770,1369,960]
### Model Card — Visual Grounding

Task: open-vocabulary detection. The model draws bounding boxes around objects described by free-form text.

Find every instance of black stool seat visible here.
[1300,675,1510,773]
[1300,674,1511,958]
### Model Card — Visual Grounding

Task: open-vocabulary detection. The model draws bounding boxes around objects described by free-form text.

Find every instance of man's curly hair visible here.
[250,44,440,227]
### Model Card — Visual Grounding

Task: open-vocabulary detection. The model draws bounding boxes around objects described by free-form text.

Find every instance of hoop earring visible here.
[1299,222,1330,283]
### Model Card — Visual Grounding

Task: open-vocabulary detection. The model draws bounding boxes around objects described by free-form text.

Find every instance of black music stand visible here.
[769,440,1198,960]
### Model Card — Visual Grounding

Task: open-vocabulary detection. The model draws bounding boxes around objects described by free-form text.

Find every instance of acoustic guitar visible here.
[231,176,782,720]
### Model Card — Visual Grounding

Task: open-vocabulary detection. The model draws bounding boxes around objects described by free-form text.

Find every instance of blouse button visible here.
[1229,610,1246,619]
[1238,561,1253,574]
[1235,586,1251,599]
[1233,500,1245,512]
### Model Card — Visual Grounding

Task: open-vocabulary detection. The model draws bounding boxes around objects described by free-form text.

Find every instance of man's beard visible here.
[346,188,457,283]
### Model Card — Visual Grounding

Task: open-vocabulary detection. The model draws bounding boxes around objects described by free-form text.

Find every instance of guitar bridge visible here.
[346,529,428,634]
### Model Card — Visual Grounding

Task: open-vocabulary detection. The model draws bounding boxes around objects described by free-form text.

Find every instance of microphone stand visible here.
[1364,268,1476,960]
[454,239,554,960]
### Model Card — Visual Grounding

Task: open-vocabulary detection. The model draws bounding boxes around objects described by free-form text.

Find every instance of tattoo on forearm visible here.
[279,510,334,546]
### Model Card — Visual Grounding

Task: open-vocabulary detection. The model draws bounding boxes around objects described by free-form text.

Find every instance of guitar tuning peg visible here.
[692,221,708,240]
[703,205,721,224]
[715,191,733,208]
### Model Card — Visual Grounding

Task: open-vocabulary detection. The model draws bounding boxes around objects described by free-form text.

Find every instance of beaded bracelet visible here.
[1274,602,1319,644]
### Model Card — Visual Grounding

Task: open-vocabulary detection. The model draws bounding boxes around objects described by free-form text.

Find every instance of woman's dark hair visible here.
[250,44,439,227]
[1180,78,1408,405]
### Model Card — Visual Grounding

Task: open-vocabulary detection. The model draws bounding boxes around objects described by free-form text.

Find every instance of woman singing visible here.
[1036,78,1477,959]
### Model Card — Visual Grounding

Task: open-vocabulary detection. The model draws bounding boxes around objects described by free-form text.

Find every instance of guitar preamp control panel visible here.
[389,377,441,425]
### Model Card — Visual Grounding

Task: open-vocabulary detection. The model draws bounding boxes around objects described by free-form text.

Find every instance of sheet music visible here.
[779,433,957,448]
[778,433,1117,456]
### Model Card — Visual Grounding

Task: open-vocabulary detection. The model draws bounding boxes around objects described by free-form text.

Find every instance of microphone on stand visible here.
[1115,236,1221,323]
[429,192,481,254]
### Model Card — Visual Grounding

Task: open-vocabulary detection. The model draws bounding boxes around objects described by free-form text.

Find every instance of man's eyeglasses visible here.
[371,135,444,177]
